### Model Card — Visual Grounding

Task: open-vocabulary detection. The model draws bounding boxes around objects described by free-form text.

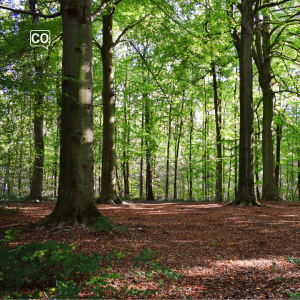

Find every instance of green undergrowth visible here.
[0,224,183,299]
[0,205,20,215]
[0,195,25,202]
[88,216,129,233]
[286,256,300,299]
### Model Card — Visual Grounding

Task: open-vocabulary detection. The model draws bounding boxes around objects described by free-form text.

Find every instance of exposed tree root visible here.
[32,203,102,230]
[24,194,42,202]
[96,194,122,205]
[226,199,265,207]
[261,194,284,201]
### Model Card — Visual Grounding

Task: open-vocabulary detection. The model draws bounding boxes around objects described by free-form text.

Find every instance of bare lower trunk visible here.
[255,133,261,200]
[145,96,154,200]
[139,110,144,198]
[275,124,282,189]
[204,88,208,200]
[174,104,183,200]
[189,107,193,199]
[38,0,101,228]
[165,104,171,199]
[231,0,259,206]
[26,65,44,201]
[234,80,238,199]
[259,4,279,201]
[298,158,300,202]
[212,65,223,202]
[252,5,280,201]
[97,13,121,204]
[123,100,129,198]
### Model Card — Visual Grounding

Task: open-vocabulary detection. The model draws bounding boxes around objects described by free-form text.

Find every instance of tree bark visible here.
[189,107,193,200]
[234,78,238,199]
[122,94,129,198]
[38,0,101,228]
[275,124,282,189]
[212,65,223,202]
[174,102,183,200]
[254,108,261,200]
[298,157,300,202]
[165,103,171,199]
[145,95,154,200]
[26,65,44,201]
[204,85,208,200]
[255,133,261,201]
[96,13,121,204]
[139,109,144,199]
[253,4,279,201]
[230,0,259,205]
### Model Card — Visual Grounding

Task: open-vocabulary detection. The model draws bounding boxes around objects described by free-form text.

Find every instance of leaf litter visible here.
[0,200,300,299]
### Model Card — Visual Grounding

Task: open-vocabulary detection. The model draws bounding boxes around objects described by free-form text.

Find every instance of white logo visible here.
[30,30,51,50]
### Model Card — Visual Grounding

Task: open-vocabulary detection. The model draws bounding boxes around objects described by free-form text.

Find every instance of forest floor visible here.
[1,200,300,299]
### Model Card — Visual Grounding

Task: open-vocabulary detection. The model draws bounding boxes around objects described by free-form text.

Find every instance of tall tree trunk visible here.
[204,85,208,200]
[234,78,238,199]
[53,122,59,199]
[254,108,261,200]
[40,0,101,228]
[122,95,129,198]
[18,96,24,196]
[275,124,282,190]
[26,65,44,201]
[53,72,61,199]
[145,95,154,200]
[255,133,261,201]
[231,0,259,205]
[139,109,144,199]
[174,103,183,200]
[4,152,11,197]
[97,13,121,204]
[189,107,193,200]
[227,152,232,201]
[298,155,300,202]
[212,65,223,202]
[165,103,171,199]
[115,152,122,197]
[252,4,279,201]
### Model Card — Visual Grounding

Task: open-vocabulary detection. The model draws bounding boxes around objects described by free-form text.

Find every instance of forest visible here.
[0,0,300,299]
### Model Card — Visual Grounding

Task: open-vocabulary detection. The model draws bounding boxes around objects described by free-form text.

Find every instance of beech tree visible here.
[43,0,103,226]
[0,0,106,226]
[93,2,151,204]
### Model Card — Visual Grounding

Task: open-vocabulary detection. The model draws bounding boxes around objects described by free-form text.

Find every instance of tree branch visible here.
[128,40,168,100]
[149,0,198,38]
[255,0,291,14]
[93,37,103,55]
[113,14,151,48]
[0,5,61,18]
[270,26,286,49]
[91,0,109,22]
